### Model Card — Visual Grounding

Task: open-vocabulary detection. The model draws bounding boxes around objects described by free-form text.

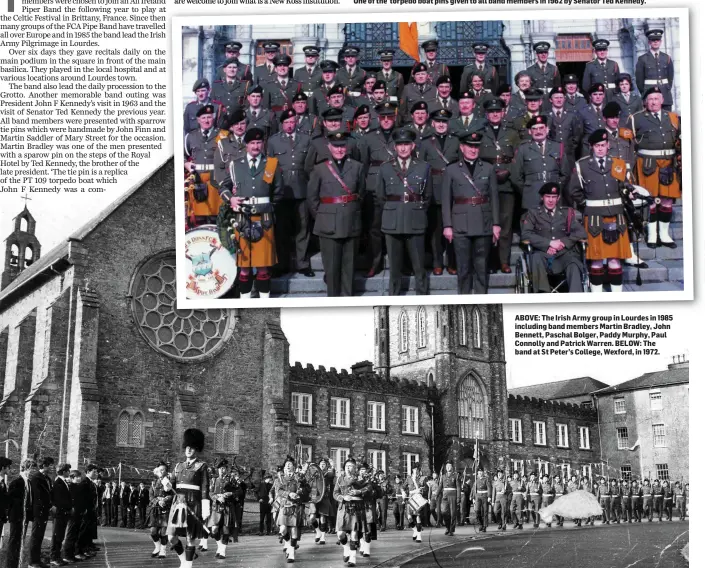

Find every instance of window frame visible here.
[367,401,386,432]
[509,418,523,443]
[472,308,481,349]
[367,450,387,473]
[401,452,420,478]
[621,465,632,481]
[417,307,427,349]
[556,423,569,448]
[533,420,546,446]
[656,463,669,480]
[402,405,420,435]
[329,447,350,473]
[649,390,663,411]
[614,397,626,414]
[292,392,313,425]
[330,396,351,429]
[652,423,666,447]
[399,310,409,353]
[116,409,145,448]
[616,426,629,450]
[458,306,468,346]
[579,426,591,449]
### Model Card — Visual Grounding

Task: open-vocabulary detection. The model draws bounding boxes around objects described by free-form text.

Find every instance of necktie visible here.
[612,131,618,139]
[479,65,483,71]
[556,111,561,119]
[464,116,469,127]
[401,160,407,175]
[250,158,257,175]
[202,129,209,140]
[281,81,287,88]
[442,99,447,109]
[653,112,659,121]
[308,68,312,77]
[385,73,390,80]
[601,62,606,69]
[348,67,354,77]
[541,65,546,73]
[253,110,258,119]
[599,158,605,172]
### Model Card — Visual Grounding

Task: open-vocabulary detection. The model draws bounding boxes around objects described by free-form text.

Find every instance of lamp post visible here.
[429,401,435,473]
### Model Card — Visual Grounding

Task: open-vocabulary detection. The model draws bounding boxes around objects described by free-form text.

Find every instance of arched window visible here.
[458,306,467,346]
[116,409,145,448]
[24,246,34,267]
[417,307,427,348]
[10,243,19,266]
[214,417,242,453]
[458,375,487,439]
[399,310,409,353]
[20,217,28,232]
[427,371,434,386]
[472,308,482,349]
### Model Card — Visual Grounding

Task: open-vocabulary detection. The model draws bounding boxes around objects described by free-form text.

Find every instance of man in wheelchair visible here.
[520,182,587,293]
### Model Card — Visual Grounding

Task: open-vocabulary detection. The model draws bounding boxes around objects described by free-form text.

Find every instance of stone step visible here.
[635,241,684,261]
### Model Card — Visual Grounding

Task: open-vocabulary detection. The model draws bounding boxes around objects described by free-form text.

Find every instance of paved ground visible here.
[23,517,688,568]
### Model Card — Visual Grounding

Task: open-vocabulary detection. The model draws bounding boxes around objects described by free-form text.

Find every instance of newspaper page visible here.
[0,0,700,567]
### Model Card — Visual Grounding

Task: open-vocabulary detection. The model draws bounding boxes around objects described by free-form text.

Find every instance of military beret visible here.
[342,46,361,56]
[473,41,489,53]
[393,128,417,144]
[436,75,452,87]
[247,84,264,95]
[280,109,297,123]
[320,60,339,73]
[525,88,544,102]
[321,107,344,120]
[527,115,548,128]
[459,91,474,100]
[216,458,229,469]
[421,39,439,51]
[225,108,247,128]
[263,42,281,52]
[273,54,291,67]
[643,86,663,99]
[224,41,242,51]
[617,73,633,84]
[223,57,240,68]
[376,101,398,116]
[412,62,429,74]
[244,127,265,143]
[549,86,566,98]
[196,104,214,117]
[410,100,429,113]
[588,83,606,94]
[327,130,350,146]
[354,105,370,119]
[292,91,308,102]
[430,109,452,122]
[484,98,505,112]
[495,83,512,96]
[459,130,483,145]
[372,80,387,91]
[563,74,579,84]
[539,182,560,196]
[378,49,395,60]
[602,101,621,119]
[303,45,320,56]
[327,84,345,97]
[193,78,210,92]
[592,39,610,50]
[533,41,551,52]
[646,29,664,41]
[588,128,609,145]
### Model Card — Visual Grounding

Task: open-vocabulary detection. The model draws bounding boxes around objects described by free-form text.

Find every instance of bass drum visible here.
[184,225,238,300]
[304,463,326,504]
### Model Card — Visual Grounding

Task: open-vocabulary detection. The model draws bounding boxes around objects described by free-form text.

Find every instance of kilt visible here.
[276,503,305,528]
[147,503,170,529]
[166,493,203,539]
[584,216,631,260]
[636,157,681,199]
[189,171,223,217]
[236,214,277,268]
[207,501,238,536]
[336,500,366,533]
[316,494,335,517]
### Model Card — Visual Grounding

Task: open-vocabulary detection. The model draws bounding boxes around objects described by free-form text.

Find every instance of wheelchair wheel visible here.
[514,256,531,294]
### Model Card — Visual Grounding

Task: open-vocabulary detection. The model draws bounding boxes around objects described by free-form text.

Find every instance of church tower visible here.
[2,204,41,291]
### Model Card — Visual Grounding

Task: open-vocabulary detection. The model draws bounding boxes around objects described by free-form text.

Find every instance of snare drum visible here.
[408,493,429,515]
[184,225,238,299]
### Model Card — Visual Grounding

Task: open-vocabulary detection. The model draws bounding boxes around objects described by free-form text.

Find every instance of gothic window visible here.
[399,310,409,353]
[458,375,487,439]
[427,371,434,386]
[214,417,241,453]
[458,307,468,346]
[24,246,34,266]
[472,308,482,349]
[10,243,19,266]
[116,409,145,448]
[417,307,427,348]
[20,217,28,232]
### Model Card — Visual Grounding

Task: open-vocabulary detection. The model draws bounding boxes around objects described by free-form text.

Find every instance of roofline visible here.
[592,379,690,396]
[507,375,604,392]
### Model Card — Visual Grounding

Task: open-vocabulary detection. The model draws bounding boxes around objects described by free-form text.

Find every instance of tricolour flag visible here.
[398,23,420,62]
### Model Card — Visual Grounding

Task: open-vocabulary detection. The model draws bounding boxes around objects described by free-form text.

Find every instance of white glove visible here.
[161,478,172,492]
[202,499,211,520]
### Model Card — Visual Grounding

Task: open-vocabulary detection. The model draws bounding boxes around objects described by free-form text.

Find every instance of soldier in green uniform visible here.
[292,92,317,137]
[268,109,313,277]
[184,105,222,224]
[614,73,643,126]
[460,42,498,94]
[337,46,367,96]
[471,467,491,532]
[428,75,459,118]
[319,84,356,127]
[552,474,566,527]
[436,461,462,535]
[673,481,685,521]
[309,60,340,117]
[466,73,494,118]
[449,91,487,138]
[582,39,621,100]
[293,46,322,95]
[524,472,542,528]
[400,63,437,123]
[418,108,459,276]
[578,83,608,157]
[254,41,280,86]
[539,474,554,528]
[630,479,642,522]
[376,49,405,102]
[378,129,432,296]
[244,85,278,139]
[654,478,666,521]
[610,478,622,523]
[512,88,546,142]
[442,131,500,294]
[635,29,675,111]
[642,478,654,522]
[184,79,224,135]
[547,86,582,163]
[492,470,509,531]
[214,109,248,188]
[563,74,588,114]
[407,101,433,140]
[351,104,377,138]
[307,131,365,297]
[506,71,534,121]
[509,471,525,529]
[526,41,561,94]
[620,479,632,523]
[217,41,252,82]
[265,54,302,118]
[212,58,249,117]
[520,182,586,293]
[420,40,450,87]
[306,108,360,169]
[596,477,611,524]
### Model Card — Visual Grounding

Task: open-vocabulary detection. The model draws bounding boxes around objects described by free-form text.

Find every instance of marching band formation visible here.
[183,29,682,297]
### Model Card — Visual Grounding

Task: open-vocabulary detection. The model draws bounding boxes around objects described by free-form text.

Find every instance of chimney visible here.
[351,361,374,375]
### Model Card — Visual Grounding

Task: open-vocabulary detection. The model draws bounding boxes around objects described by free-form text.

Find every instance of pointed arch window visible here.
[399,310,409,353]
[10,243,19,266]
[458,306,468,346]
[20,217,28,232]
[458,376,487,439]
[116,409,145,448]
[417,307,427,348]
[214,417,242,453]
[472,308,482,349]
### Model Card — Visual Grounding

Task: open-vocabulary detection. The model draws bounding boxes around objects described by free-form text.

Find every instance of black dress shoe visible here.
[658,238,678,249]
[298,268,315,277]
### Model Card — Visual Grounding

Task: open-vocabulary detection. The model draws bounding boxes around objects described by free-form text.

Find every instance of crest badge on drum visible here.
[184,225,238,299]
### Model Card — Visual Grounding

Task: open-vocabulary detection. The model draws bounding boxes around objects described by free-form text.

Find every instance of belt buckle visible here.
[403,193,409,203]
[542,171,547,182]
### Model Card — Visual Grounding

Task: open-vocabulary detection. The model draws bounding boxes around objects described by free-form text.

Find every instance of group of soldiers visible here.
[183,29,681,297]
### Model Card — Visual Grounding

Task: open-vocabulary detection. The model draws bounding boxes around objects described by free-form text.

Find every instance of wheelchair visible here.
[515,240,590,294]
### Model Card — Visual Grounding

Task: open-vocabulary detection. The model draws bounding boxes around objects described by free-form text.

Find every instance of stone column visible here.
[324,23,345,62]
[202,26,217,87]
[504,20,527,91]
[294,24,317,68]
[262,320,291,473]
[665,17,680,112]
[182,26,201,108]
[236,25,254,72]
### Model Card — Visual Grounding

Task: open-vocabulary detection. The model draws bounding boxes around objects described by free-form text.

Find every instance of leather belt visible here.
[454,196,489,205]
[320,195,359,204]
[193,164,214,171]
[495,156,513,164]
[442,488,457,491]
[644,79,669,85]
[431,169,445,175]
[244,196,271,204]
[387,193,424,203]
[586,198,622,207]
[271,105,287,112]
[638,149,676,157]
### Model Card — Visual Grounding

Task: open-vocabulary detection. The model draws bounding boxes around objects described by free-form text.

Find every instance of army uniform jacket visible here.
[293,65,323,94]
[526,62,562,93]
[521,205,587,256]
[245,107,278,138]
[578,104,607,147]
[214,132,247,187]
[267,131,312,200]
[212,79,248,116]
[148,478,174,525]
[172,459,210,511]
[509,479,526,497]
[307,157,365,239]
[378,158,432,235]
[460,62,499,94]
[183,98,224,134]
[635,51,675,106]
[582,59,621,93]
[596,483,611,500]
[526,480,542,499]
[540,482,555,500]
[309,82,338,116]
[295,113,317,137]
[425,61,450,87]
[359,129,397,183]
[548,109,582,157]
[614,91,643,125]
[610,485,622,500]
[513,112,547,143]
[217,60,252,82]
[336,65,367,95]
[265,79,303,113]
[471,89,494,117]
[419,134,461,202]
[435,472,462,499]
[404,474,429,499]
[184,127,218,169]
[642,484,654,502]
[219,155,284,209]
[606,128,636,174]
[449,114,487,138]
[510,139,567,210]
[568,155,627,220]
[405,123,434,144]
[442,159,499,236]
[564,92,589,114]
[305,133,361,170]
[376,69,405,100]
[629,110,680,154]
[254,63,277,86]
[428,96,460,119]
[492,478,510,502]
[400,83,438,120]
[621,486,632,501]
[472,476,492,500]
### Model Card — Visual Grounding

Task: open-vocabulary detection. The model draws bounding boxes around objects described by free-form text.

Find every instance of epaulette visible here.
[192,461,205,471]
[215,129,229,144]
[618,127,633,141]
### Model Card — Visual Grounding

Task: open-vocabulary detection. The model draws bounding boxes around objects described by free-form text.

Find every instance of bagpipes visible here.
[619,181,656,286]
